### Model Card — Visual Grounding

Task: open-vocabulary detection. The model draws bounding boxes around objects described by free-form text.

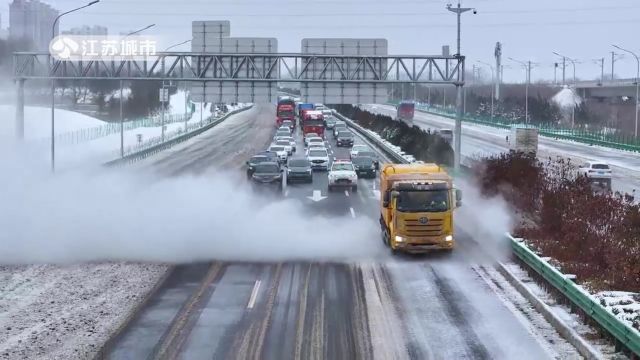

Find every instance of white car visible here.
[278,126,292,134]
[307,144,326,153]
[307,137,325,148]
[322,109,333,118]
[268,145,289,163]
[328,160,358,192]
[307,148,330,170]
[275,136,296,152]
[350,144,371,159]
[578,161,612,180]
[274,140,293,155]
[304,133,319,146]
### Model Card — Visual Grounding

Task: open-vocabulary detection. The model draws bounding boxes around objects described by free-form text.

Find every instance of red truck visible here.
[301,110,325,139]
[397,101,415,126]
[276,97,296,127]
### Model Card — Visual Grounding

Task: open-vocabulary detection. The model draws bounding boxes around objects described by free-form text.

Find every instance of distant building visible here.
[9,0,59,50]
[62,25,108,36]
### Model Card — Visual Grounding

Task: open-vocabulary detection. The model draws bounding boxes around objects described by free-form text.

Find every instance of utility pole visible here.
[120,24,155,158]
[494,42,501,100]
[611,51,617,81]
[509,57,532,124]
[613,45,639,137]
[50,0,100,172]
[446,1,476,171]
[478,61,495,120]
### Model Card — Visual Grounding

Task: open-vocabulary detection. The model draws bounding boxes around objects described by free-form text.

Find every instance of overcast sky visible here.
[2,0,639,82]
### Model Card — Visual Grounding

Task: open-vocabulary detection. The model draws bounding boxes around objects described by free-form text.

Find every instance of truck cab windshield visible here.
[396,190,450,212]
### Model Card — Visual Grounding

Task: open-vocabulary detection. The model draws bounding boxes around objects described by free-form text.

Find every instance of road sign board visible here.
[159,88,169,102]
[300,38,389,104]
[190,34,279,103]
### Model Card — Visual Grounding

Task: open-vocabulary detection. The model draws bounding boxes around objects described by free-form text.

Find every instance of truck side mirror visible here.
[382,191,390,208]
[246,161,250,166]
[391,190,400,199]
[455,189,462,207]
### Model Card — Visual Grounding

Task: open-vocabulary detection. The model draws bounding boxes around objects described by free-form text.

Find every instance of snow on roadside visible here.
[0,263,168,360]
[595,291,640,332]
[0,105,106,140]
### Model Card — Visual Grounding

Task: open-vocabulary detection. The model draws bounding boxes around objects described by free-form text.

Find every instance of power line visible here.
[71,18,640,29]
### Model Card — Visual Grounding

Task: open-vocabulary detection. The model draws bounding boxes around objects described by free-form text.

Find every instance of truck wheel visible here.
[381,229,389,246]
[352,185,358,192]
[328,185,333,192]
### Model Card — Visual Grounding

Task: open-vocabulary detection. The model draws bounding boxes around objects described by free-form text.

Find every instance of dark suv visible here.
[336,131,354,147]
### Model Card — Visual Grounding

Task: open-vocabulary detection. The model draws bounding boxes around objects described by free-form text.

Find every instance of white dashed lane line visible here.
[344,190,350,197]
[349,207,356,218]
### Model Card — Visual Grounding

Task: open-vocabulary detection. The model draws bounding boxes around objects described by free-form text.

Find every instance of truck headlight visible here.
[445,235,453,242]
[395,236,404,243]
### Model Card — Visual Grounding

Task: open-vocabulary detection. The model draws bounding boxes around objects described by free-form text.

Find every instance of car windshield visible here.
[254,164,280,174]
[289,159,309,167]
[396,190,450,213]
[592,164,610,170]
[282,121,293,126]
[276,141,289,146]
[305,133,318,138]
[332,163,354,171]
[309,138,323,143]
[249,156,268,164]
[352,157,373,166]
[358,151,377,157]
[440,130,453,135]
[270,146,285,152]
[309,150,327,157]
[338,132,353,138]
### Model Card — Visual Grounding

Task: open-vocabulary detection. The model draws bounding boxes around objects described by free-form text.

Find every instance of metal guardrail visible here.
[334,108,640,357]
[508,234,640,357]
[332,111,409,164]
[104,105,254,167]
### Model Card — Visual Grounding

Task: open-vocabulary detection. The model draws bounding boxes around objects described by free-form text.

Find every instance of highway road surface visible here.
[363,104,640,196]
[103,104,580,359]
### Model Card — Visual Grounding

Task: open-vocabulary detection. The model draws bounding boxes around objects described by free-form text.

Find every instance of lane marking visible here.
[247,280,262,309]
[350,207,356,218]
[344,190,350,197]
[373,189,381,199]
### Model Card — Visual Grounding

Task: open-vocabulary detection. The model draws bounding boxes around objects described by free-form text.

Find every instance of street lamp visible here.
[162,40,192,138]
[446,1,476,171]
[508,57,532,124]
[613,44,640,138]
[552,52,577,86]
[50,0,100,172]
[477,61,495,120]
[119,24,156,158]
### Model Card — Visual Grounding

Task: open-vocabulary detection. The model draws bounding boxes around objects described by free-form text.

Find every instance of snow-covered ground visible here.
[0,263,168,359]
[595,292,640,332]
[1,90,248,171]
[0,106,105,140]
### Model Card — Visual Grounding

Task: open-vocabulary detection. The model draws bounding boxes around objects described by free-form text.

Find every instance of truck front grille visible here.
[403,219,444,236]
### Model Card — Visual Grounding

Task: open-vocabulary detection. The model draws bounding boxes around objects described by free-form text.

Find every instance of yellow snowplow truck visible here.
[379,163,462,253]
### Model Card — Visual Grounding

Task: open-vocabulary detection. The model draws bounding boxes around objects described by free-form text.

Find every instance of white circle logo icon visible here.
[50,37,79,60]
